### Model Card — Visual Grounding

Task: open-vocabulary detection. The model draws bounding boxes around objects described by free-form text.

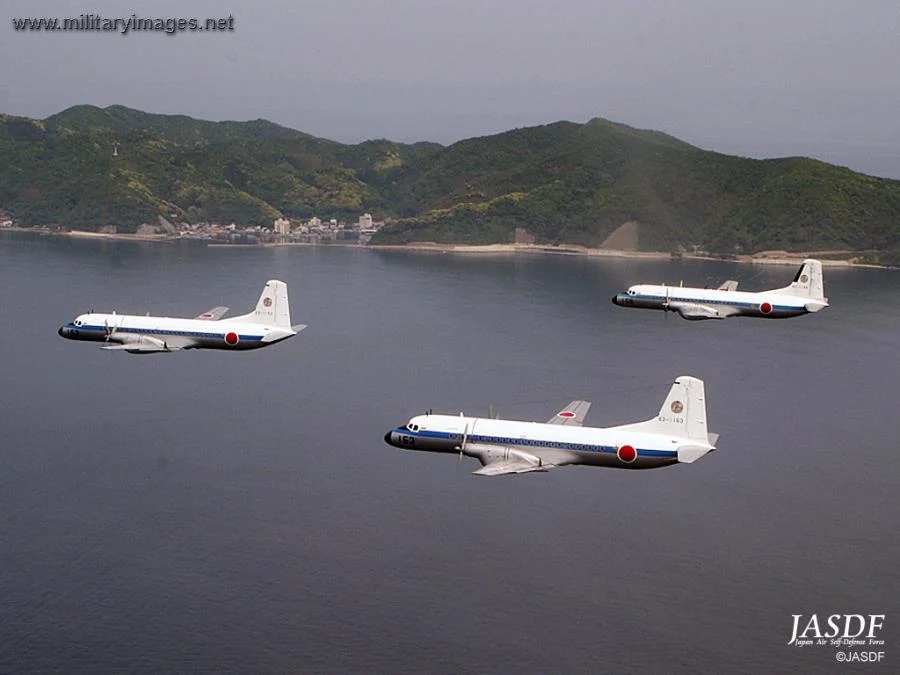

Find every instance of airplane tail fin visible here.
[617,376,712,442]
[781,259,825,300]
[233,280,292,327]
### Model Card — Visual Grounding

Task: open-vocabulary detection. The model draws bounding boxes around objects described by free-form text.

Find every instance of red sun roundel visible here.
[617,445,637,463]
[760,302,773,314]
[224,331,239,345]
[558,410,576,418]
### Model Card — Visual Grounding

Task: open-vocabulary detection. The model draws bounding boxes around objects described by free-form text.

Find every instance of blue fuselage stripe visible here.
[631,294,801,311]
[66,323,263,341]
[393,427,678,458]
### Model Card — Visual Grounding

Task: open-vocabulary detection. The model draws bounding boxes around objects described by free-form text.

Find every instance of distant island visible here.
[2,104,900,264]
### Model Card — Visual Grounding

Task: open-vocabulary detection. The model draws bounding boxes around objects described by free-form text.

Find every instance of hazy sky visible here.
[4,0,900,176]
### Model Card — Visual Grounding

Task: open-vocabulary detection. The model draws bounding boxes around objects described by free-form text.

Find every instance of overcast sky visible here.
[4,0,900,176]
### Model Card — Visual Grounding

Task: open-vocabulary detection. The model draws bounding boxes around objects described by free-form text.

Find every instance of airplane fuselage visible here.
[58,312,295,351]
[385,414,682,470]
[612,285,825,319]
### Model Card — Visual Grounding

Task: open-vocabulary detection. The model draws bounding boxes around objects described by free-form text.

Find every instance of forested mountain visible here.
[3,104,899,255]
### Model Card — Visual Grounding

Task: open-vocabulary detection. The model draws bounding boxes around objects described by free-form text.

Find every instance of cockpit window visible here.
[628,289,636,296]
[74,320,83,326]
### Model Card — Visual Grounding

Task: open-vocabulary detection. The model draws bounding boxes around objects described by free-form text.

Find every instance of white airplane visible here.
[58,279,305,354]
[612,258,828,320]
[384,376,717,476]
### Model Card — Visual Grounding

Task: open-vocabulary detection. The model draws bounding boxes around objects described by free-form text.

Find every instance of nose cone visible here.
[58,326,67,338]
[383,430,395,446]
[611,293,625,306]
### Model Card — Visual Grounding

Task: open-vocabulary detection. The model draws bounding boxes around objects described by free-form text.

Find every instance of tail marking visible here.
[232,280,292,327]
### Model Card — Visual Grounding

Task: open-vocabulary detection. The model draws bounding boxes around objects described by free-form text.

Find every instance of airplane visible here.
[611,258,828,320]
[384,376,718,476]
[58,279,305,354]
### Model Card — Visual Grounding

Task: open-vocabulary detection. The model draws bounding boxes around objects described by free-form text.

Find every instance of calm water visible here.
[0,234,898,673]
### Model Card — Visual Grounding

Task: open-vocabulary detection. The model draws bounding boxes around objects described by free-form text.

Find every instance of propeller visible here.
[458,421,470,464]
[103,318,118,341]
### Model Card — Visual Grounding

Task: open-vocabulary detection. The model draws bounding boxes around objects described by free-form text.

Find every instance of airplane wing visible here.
[547,400,591,426]
[473,461,555,476]
[101,336,181,353]
[465,444,557,476]
[195,306,229,320]
[667,301,739,321]
[101,343,178,353]
[718,280,739,292]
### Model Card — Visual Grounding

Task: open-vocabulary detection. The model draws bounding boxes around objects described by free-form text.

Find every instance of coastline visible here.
[366,242,885,268]
[1,226,172,243]
[59,230,172,243]
[1,227,889,268]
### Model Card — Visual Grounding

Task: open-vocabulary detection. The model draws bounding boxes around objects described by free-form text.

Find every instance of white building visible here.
[358,213,374,230]
[273,217,291,235]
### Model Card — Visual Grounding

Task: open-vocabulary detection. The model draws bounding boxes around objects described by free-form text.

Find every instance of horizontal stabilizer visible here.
[292,324,308,332]
[677,444,712,464]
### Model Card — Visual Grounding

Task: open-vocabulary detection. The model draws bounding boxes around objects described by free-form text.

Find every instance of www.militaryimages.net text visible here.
[11,14,235,35]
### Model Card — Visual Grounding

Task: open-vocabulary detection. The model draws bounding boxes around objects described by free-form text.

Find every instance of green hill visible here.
[2,105,900,257]
[373,118,900,254]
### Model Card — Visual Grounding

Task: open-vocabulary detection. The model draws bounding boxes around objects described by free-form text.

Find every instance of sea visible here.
[0,233,897,674]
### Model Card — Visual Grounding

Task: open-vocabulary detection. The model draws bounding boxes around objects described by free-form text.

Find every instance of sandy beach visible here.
[366,242,879,268]
[1,227,171,243]
[1,228,888,268]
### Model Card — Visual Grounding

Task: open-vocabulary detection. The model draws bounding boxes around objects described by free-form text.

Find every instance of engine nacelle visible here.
[465,443,543,467]
[671,302,725,320]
